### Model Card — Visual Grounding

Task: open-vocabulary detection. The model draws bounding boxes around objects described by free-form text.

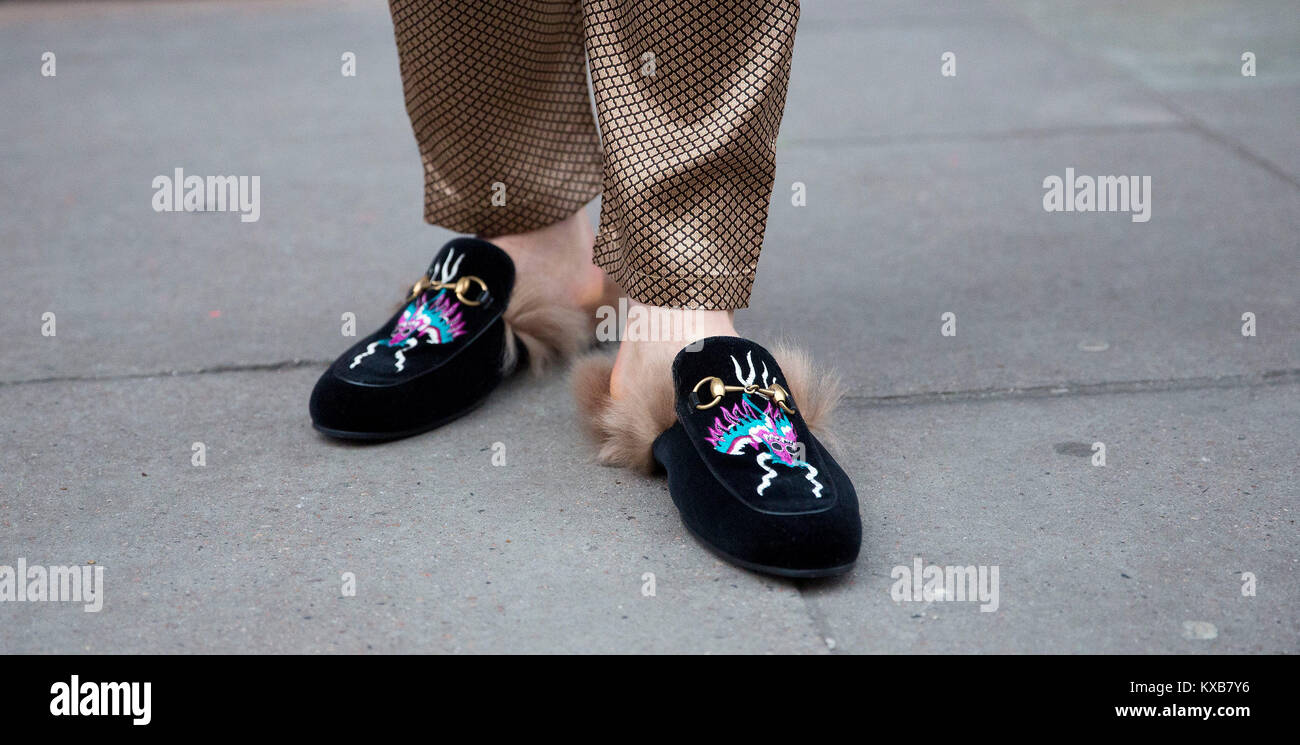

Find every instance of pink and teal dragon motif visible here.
[388,290,466,347]
[349,248,471,373]
[706,396,803,466]
[703,352,823,497]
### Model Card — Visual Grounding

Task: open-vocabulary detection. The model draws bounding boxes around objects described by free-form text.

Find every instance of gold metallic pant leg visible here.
[388,0,798,310]
[583,0,799,309]
[388,0,604,237]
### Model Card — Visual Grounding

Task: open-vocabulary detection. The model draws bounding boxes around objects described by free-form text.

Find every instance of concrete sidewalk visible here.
[1,0,1296,653]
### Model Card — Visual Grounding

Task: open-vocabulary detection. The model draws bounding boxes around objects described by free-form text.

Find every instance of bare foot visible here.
[486,209,612,315]
[610,302,738,400]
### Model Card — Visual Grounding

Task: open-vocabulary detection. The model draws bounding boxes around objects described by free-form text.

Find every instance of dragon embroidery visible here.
[350,248,469,372]
[703,352,823,497]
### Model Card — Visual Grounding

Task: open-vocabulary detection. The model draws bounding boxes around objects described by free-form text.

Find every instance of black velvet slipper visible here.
[573,336,862,577]
[310,237,589,440]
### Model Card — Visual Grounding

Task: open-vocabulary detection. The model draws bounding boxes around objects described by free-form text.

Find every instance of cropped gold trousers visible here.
[389,0,798,309]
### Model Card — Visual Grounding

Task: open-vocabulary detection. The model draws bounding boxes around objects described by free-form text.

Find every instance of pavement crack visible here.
[1144,94,1300,192]
[1002,2,1300,193]
[843,368,1300,408]
[5,363,1297,405]
[0,359,330,388]
[793,581,843,655]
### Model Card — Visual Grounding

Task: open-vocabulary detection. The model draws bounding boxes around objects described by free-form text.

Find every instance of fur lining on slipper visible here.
[766,342,844,452]
[571,349,677,474]
[571,341,845,474]
[501,281,591,376]
[502,273,625,376]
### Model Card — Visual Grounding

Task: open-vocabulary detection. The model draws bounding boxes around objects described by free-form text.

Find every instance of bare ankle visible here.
[487,208,593,263]
[609,303,738,399]
[483,209,608,311]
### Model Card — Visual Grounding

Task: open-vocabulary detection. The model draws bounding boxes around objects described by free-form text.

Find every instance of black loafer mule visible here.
[309,237,516,440]
[574,336,862,578]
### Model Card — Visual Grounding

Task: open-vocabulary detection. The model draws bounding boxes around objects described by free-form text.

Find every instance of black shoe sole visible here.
[311,391,492,442]
[680,518,857,579]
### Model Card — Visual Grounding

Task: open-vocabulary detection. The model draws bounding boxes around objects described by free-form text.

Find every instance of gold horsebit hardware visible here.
[407,274,489,307]
[692,376,796,414]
